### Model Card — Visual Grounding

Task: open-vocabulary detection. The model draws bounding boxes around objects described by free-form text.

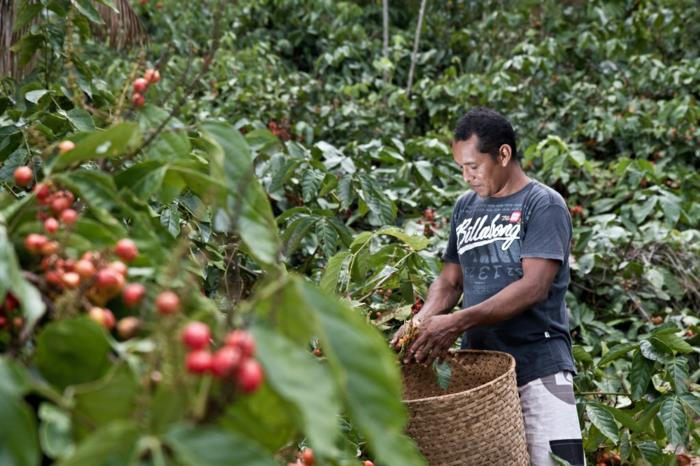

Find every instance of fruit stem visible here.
[192,374,212,420]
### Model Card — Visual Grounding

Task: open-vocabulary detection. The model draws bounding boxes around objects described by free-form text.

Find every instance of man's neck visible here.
[491,166,530,198]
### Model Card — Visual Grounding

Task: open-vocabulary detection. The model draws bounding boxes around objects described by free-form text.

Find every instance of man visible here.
[391,107,584,466]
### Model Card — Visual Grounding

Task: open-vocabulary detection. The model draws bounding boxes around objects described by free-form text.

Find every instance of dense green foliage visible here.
[1,0,699,465]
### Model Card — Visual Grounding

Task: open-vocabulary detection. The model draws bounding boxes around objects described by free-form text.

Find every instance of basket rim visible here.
[402,349,516,405]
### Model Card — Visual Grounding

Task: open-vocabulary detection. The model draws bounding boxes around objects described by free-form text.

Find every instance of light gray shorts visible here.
[518,371,585,466]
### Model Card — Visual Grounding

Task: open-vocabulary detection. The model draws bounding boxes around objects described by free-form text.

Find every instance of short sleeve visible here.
[442,206,460,264]
[520,204,572,263]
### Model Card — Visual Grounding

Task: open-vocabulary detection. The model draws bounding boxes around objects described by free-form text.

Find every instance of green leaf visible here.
[115,161,168,198]
[72,0,104,23]
[631,350,654,399]
[38,403,73,459]
[585,403,619,443]
[0,393,40,466]
[219,384,297,453]
[679,393,700,416]
[62,109,96,132]
[434,360,452,390]
[281,215,315,257]
[301,169,323,203]
[651,332,694,354]
[138,106,191,160]
[25,89,51,104]
[0,357,30,397]
[320,251,351,294]
[0,225,46,335]
[572,345,593,365]
[251,326,341,457]
[201,121,281,267]
[659,395,687,446]
[165,424,278,466]
[295,279,427,466]
[636,441,668,465]
[34,318,111,391]
[316,220,339,257]
[49,123,142,172]
[56,420,139,466]
[73,365,140,432]
[55,170,125,228]
[666,358,689,394]
[639,339,669,362]
[598,342,638,367]
[377,226,430,251]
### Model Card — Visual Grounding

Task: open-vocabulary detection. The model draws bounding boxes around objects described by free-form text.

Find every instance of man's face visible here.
[452,135,507,198]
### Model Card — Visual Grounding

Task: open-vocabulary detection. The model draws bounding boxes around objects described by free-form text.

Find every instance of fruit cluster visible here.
[181,322,264,394]
[0,293,24,333]
[411,296,424,314]
[267,119,291,141]
[417,207,439,237]
[287,448,374,466]
[131,68,160,108]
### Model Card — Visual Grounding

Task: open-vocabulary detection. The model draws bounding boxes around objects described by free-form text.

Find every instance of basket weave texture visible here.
[402,350,530,466]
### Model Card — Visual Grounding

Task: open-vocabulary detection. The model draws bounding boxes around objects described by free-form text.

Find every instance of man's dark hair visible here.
[453,107,518,162]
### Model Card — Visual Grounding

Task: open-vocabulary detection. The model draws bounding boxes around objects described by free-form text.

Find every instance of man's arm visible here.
[390,262,462,350]
[408,257,560,365]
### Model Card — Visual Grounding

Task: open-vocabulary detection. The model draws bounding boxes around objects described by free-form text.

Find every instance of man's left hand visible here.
[404,313,463,366]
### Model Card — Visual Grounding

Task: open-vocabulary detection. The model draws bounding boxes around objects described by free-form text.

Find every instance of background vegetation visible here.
[1,0,699,465]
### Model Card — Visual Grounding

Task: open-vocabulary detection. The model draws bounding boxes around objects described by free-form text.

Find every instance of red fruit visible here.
[45,270,63,287]
[236,358,264,393]
[50,196,71,214]
[96,268,123,292]
[132,78,148,93]
[313,348,322,357]
[117,316,141,340]
[3,293,19,312]
[210,346,243,377]
[109,260,128,277]
[40,240,59,256]
[34,182,52,202]
[60,208,78,225]
[300,448,314,466]
[122,283,146,308]
[88,307,108,327]
[13,166,33,186]
[0,317,6,327]
[74,259,96,279]
[423,207,435,221]
[58,140,75,154]
[44,217,59,234]
[186,350,213,374]
[181,322,211,350]
[363,461,374,466]
[61,272,80,289]
[132,93,145,107]
[115,238,138,262]
[25,233,48,253]
[224,330,255,358]
[144,68,160,84]
[155,291,180,315]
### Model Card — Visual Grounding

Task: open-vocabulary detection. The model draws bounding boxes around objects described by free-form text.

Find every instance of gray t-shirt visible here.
[443,180,576,386]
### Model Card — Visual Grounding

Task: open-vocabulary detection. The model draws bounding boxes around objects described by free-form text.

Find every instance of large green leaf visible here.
[597,342,638,367]
[138,106,191,160]
[201,121,281,266]
[630,350,654,399]
[165,424,279,466]
[320,250,352,293]
[251,325,342,457]
[659,395,688,446]
[585,403,619,443]
[377,226,431,251]
[0,225,46,335]
[49,123,141,172]
[0,393,40,466]
[55,420,139,466]
[296,279,426,466]
[34,318,112,391]
[38,403,73,459]
[650,331,694,354]
[73,365,140,434]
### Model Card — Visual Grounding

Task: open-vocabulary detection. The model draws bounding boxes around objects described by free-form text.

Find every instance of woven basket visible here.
[402,350,529,466]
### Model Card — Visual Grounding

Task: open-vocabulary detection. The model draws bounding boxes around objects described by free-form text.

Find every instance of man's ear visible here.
[498,144,512,166]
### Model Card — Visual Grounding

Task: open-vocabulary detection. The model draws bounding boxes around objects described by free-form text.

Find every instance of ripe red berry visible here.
[122,283,146,308]
[25,233,48,253]
[186,350,213,374]
[132,93,145,107]
[155,290,180,315]
[363,461,374,466]
[44,217,59,234]
[117,316,141,340]
[144,68,160,84]
[181,322,211,350]
[300,448,314,466]
[102,309,116,330]
[40,240,59,256]
[115,238,138,262]
[210,346,243,377]
[88,307,107,327]
[34,182,52,202]
[96,268,123,292]
[74,259,96,279]
[61,272,80,289]
[60,208,78,225]
[50,196,71,214]
[132,77,148,93]
[109,261,128,277]
[58,140,75,154]
[13,166,33,186]
[224,330,255,358]
[236,358,264,393]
